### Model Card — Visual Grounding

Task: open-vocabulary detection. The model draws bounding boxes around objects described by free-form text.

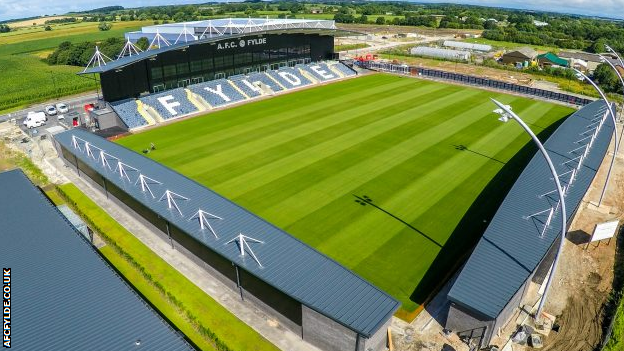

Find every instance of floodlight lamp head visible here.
[498,115,510,123]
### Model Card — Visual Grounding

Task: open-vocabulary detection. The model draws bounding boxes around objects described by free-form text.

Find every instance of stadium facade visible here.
[82,19,350,102]
[0,169,194,351]
[446,100,613,347]
[53,129,399,351]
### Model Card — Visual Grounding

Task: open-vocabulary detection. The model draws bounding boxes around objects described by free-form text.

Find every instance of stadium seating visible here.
[140,88,198,120]
[189,79,247,107]
[112,61,357,129]
[332,62,357,77]
[230,77,263,98]
[246,72,284,92]
[300,63,340,82]
[266,67,313,90]
[110,99,148,129]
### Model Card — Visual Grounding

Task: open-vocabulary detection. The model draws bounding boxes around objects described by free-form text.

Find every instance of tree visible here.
[44,25,52,31]
[136,37,150,51]
[0,24,10,33]
[376,17,385,25]
[98,22,112,31]
[590,38,607,54]
[593,63,621,92]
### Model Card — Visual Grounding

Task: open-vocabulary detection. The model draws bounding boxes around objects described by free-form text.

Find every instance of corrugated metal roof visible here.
[54,129,400,337]
[537,52,569,67]
[448,100,613,319]
[0,169,194,351]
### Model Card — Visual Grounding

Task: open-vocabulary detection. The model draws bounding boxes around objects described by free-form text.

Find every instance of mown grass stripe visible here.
[116,74,575,313]
[176,82,450,174]
[213,87,485,197]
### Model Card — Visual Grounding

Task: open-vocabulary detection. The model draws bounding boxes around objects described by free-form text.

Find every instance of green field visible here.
[117,74,574,314]
[0,21,150,114]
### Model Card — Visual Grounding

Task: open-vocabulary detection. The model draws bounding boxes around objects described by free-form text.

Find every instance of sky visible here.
[1,0,623,22]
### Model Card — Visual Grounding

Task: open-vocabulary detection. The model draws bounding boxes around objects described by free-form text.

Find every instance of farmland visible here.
[117,74,574,314]
[0,21,150,114]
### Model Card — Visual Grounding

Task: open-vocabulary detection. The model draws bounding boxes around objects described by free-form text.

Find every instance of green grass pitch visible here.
[117,74,574,313]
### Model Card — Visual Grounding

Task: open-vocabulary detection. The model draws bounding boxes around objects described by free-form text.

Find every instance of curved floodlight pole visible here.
[606,45,624,70]
[574,68,619,207]
[602,47,624,151]
[491,98,567,322]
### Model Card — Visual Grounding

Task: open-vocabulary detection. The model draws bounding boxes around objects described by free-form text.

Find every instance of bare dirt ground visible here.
[538,142,624,351]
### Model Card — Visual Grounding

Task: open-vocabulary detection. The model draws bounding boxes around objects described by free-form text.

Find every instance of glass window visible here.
[190,60,202,73]
[202,58,213,70]
[151,66,163,79]
[176,62,189,75]
[163,64,177,78]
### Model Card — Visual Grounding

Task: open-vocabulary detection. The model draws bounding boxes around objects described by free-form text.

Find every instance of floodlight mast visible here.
[574,68,619,207]
[491,98,567,323]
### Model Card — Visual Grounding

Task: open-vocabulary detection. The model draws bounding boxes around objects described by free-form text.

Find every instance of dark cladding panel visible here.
[99,33,336,102]
[101,60,150,102]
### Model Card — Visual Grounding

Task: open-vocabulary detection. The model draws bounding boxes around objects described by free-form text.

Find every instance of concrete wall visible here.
[446,303,494,347]
[302,305,358,351]
[361,316,391,351]
[492,279,530,345]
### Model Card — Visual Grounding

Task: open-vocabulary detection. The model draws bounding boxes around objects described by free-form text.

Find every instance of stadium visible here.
[49,18,614,350]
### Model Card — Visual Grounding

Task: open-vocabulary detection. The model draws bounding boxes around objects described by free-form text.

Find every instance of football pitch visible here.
[117,74,574,314]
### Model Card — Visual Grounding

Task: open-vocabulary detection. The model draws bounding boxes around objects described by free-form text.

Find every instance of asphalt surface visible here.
[0,92,99,124]
[8,93,98,138]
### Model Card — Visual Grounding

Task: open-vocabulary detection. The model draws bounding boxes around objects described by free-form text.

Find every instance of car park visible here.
[56,103,69,114]
[23,112,47,129]
[45,105,57,116]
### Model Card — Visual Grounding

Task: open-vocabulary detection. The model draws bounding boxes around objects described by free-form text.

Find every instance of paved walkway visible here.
[47,154,321,351]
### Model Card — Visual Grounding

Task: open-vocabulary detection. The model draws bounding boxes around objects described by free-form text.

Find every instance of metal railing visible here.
[362,61,593,107]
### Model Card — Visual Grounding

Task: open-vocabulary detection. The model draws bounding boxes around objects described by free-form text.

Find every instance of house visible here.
[310,8,323,14]
[533,20,549,27]
[537,52,569,67]
[501,47,538,66]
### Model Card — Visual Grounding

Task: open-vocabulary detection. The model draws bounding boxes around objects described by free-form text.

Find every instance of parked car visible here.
[56,103,69,114]
[23,112,46,129]
[57,114,65,121]
[45,105,57,116]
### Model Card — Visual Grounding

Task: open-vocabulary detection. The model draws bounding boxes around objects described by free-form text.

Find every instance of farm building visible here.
[445,100,613,347]
[53,128,400,351]
[443,40,492,52]
[410,46,471,61]
[558,51,621,72]
[501,47,537,66]
[537,52,569,67]
[0,169,194,351]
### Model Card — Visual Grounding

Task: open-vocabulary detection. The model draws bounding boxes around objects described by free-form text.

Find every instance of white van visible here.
[23,112,47,129]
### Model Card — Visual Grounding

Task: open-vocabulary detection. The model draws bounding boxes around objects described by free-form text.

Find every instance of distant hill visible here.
[69,6,124,14]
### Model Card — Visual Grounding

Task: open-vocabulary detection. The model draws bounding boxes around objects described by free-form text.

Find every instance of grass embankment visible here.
[118,74,574,314]
[0,21,151,114]
[602,229,624,351]
[53,183,278,351]
[0,141,49,185]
